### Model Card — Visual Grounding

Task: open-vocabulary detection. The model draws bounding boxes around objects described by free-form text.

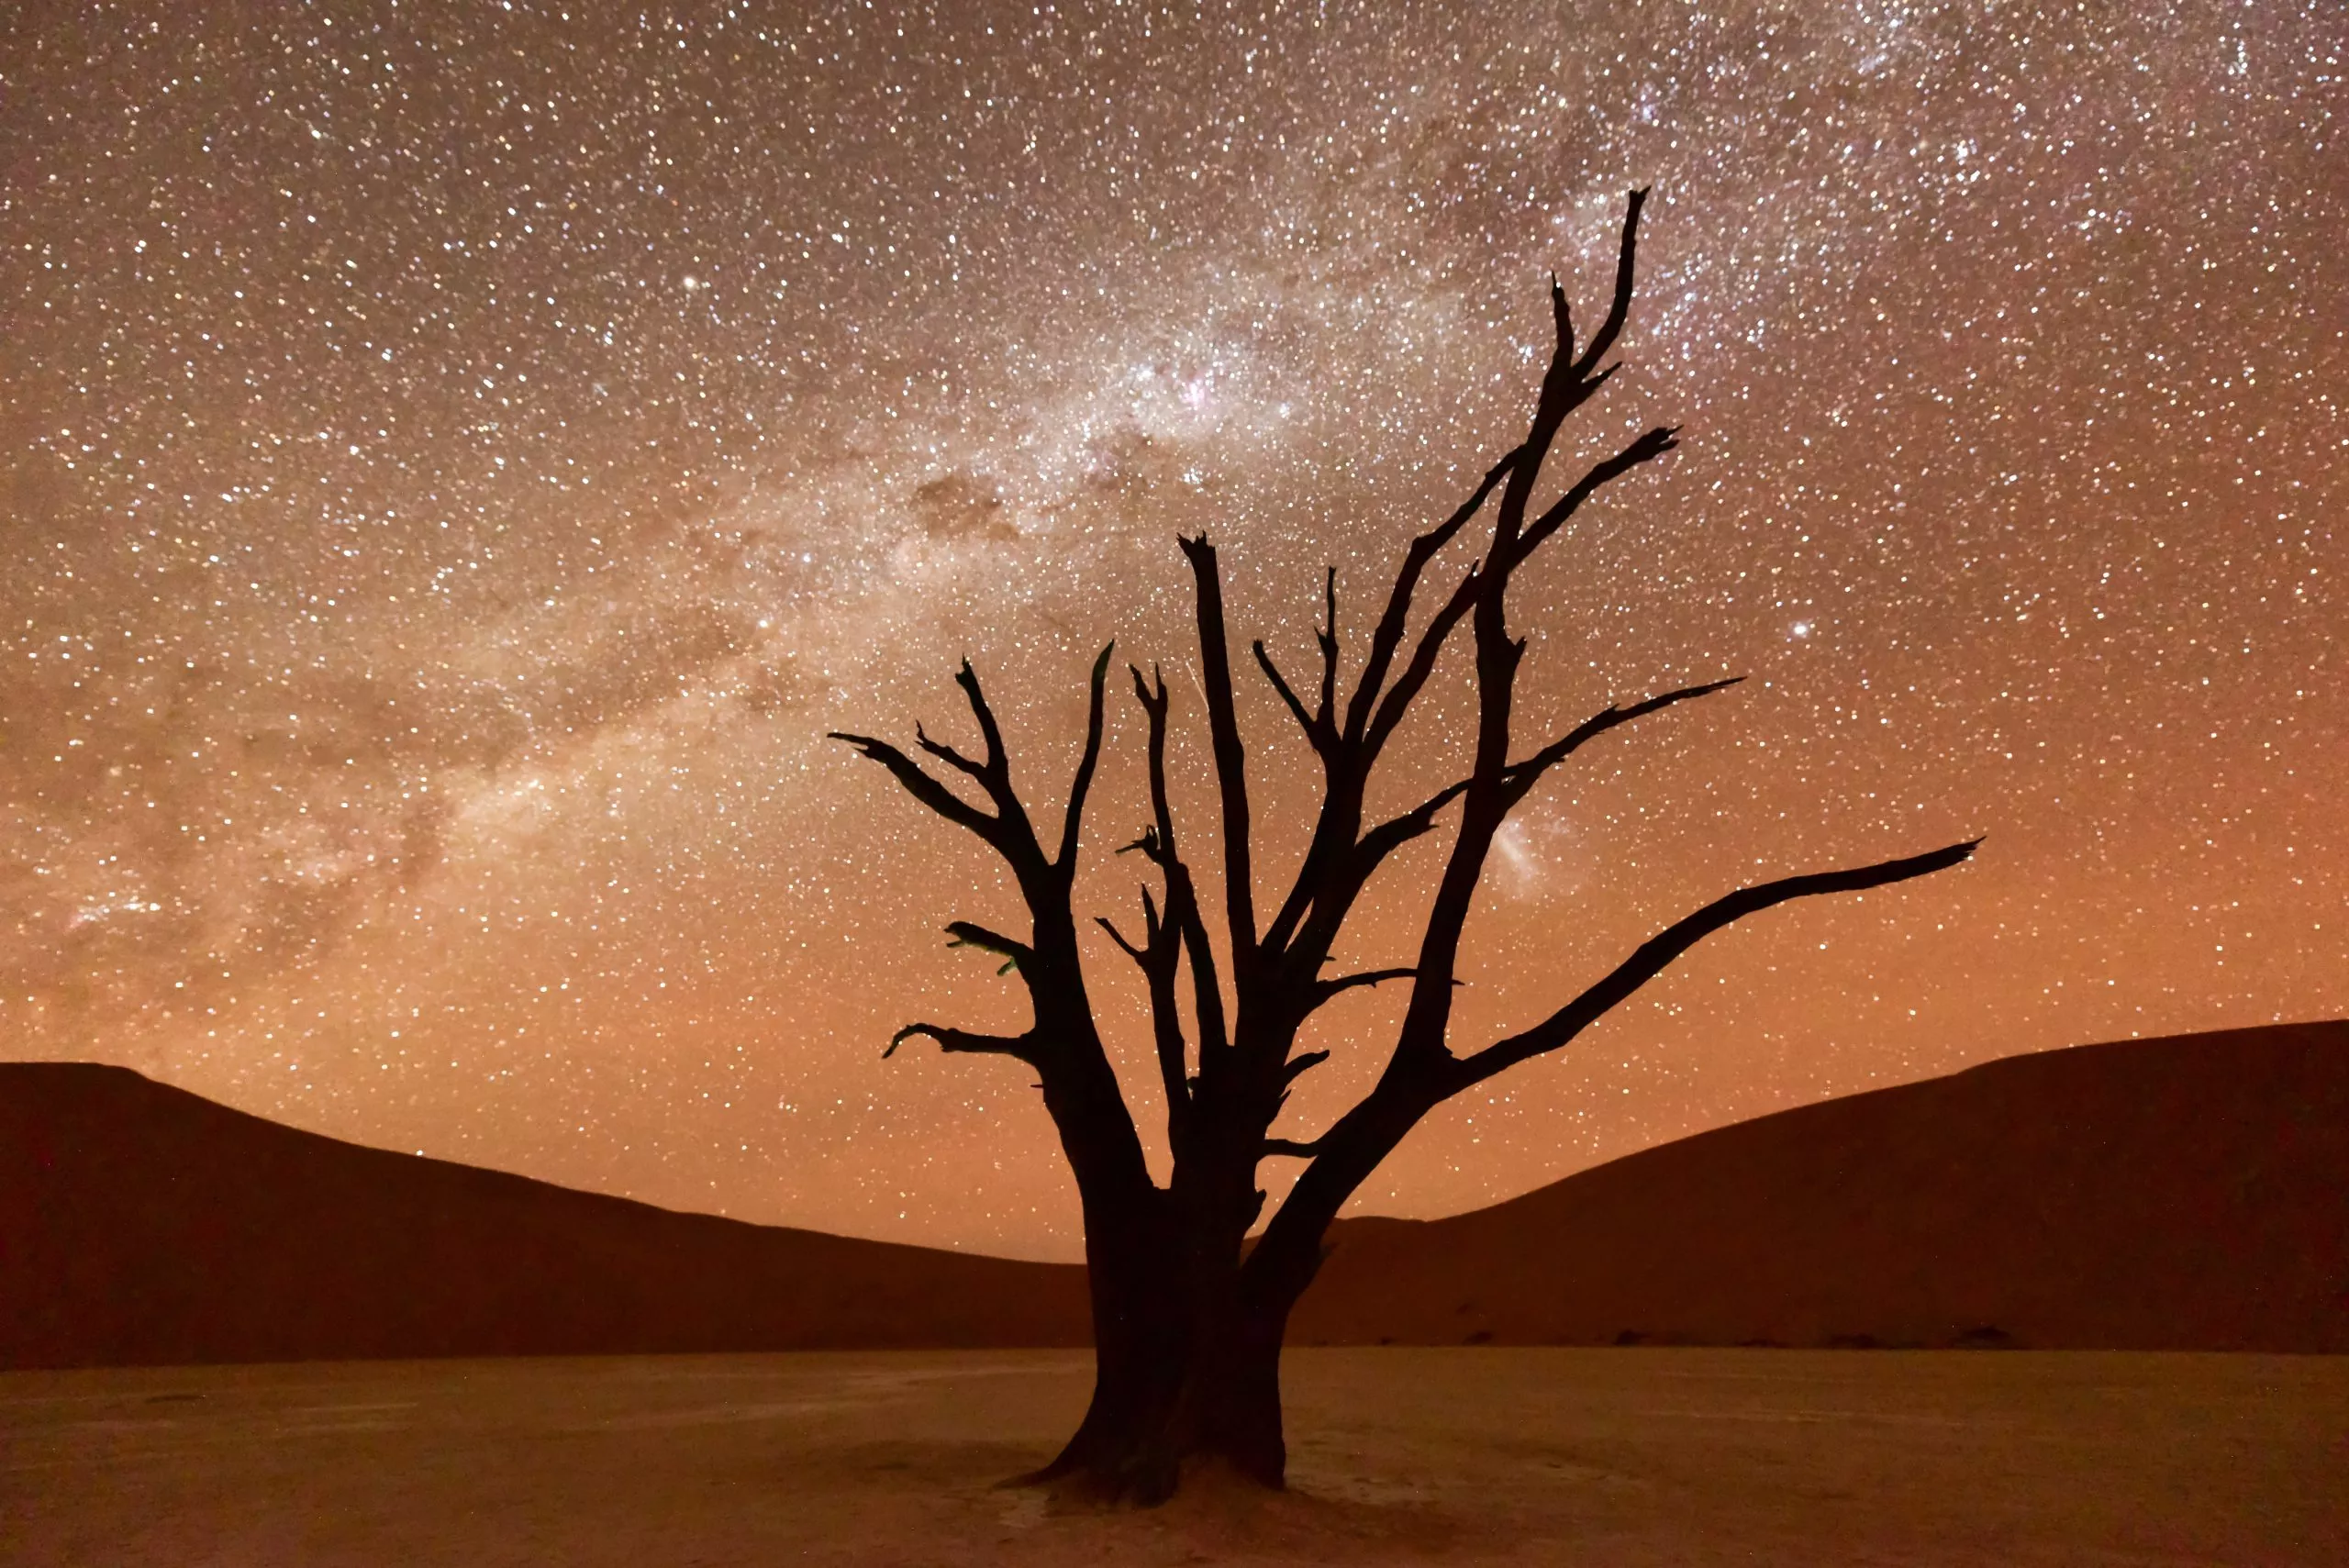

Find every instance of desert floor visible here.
[4,1348,2343,1566]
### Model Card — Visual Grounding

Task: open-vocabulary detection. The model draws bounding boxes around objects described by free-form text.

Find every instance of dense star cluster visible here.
[3,1,2340,1256]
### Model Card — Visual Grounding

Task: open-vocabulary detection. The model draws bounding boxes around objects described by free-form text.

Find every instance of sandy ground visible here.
[4,1349,2343,1566]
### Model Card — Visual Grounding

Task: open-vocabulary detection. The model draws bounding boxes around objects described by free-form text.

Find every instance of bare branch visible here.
[1353,777,1471,877]
[1377,196,1662,1078]
[1345,447,1519,743]
[1510,425,1680,568]
[1130,662,1229,1061]
[841,651,1108,890]
[1128,662,1171,800]
[1279,777,1471,974]
[1151,997,1195,1134]
[830,731,994,839]
[945,919,1026,951]
[1312,966,1420,1004]
[1058,642,1116,873]
[1097,915,1147,964]
[912,721,989,782]
[885,1022,1041,1065]
[1481,189,1654,572]
[1179,535,1259,966]
[1453,837,1983,1091]
[1501,677,1742,803]
[1316,566,1339,729]
[952,659,1011,774]
[1364,561,1483,755]
[1251,567,1359,958]
[1548,271,1575,368]
[1095,884,1163,964]
[1571,186,1648,380]
[1252,639,1321,749]
[1098,880,1195,1131]
[1261,1137,1324,1159]
[945,919,1031,977]
[1281,1049,1330,1084]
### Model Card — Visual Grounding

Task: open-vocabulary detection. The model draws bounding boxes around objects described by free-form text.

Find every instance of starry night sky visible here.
[4,1,2341,1257]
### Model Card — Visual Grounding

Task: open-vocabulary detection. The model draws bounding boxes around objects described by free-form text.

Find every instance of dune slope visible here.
[1294,1020,2349,1351]
[0,1062,1089,1369]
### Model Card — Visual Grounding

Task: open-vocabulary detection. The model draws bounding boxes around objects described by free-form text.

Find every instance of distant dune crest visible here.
[5,1020,2343,1369]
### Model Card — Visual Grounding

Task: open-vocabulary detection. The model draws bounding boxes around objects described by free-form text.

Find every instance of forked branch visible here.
[832,656,1055,881]
[829,730,996,840]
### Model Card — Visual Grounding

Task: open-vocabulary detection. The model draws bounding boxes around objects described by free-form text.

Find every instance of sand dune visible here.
[0,1063,1088,1369]
[1296,1019,2349,1351]
[5,1021,2342,1370]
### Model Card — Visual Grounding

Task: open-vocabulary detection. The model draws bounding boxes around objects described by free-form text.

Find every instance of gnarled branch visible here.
[885,1022,1042,1065]
[945,919,1030,975]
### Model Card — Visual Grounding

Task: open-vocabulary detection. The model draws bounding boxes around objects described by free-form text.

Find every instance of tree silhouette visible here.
[833,190,1977,1501]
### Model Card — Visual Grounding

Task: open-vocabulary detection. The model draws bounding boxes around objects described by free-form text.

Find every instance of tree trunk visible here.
[1038,1272,1295,1501]
[1183,1294,1290,1487]
[1033,1178,1305,1503]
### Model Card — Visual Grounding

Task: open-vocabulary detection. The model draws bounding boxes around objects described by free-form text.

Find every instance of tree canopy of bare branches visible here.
[833,190,1978,1501]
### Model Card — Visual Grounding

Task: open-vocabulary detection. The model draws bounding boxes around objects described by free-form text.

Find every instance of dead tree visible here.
[833,190,1977,1501]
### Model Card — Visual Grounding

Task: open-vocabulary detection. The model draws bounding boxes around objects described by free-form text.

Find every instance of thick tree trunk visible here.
[1184,1295,1290,1486]
[1037,1262,1295,1502]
